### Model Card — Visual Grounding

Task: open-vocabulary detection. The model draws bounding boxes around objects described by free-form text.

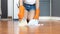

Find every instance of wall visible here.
[7,0,60,19]
[14,0,19,19]
[14,0,50,19]
[0,0,1,15]
[8,0,13,18]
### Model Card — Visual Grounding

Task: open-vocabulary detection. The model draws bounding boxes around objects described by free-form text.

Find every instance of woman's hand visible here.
[34,9,40,19]
[18,0,24,21]
[18,6,25,21]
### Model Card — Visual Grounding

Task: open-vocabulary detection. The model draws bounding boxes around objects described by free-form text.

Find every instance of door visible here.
[1,0,8,18]
[40,0,50,16]
[52,0,60,17]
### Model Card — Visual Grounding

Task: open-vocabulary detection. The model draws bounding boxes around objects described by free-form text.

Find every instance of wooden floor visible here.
[0,20,60,34]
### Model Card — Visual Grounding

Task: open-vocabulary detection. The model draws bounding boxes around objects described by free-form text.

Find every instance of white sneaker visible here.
[18,19,27,26]
[28,19,40,26]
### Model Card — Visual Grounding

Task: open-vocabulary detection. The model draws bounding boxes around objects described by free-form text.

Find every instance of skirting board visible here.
[0,16,60,21]
[13,16,60,21]
[39,16,60,20]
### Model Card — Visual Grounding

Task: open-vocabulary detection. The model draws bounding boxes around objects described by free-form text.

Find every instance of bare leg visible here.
[27,10,39,26]
[23,9,28,19]
[27,10,35,21]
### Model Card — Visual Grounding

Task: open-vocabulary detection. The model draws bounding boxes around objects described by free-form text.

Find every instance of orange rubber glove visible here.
[34,9,40,19]
[18,6,25,20]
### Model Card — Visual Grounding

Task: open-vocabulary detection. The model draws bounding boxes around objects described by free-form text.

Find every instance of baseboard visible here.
[8,16,12,19]
[51,17,60,20]
[13,16,60,21]
[13,19,18,21]
[39,16,60,20]
[7,16,60,21]
[0,19,12,21]
[0,16,12,21]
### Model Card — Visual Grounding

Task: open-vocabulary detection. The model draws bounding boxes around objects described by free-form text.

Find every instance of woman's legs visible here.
[23,9,28,19]
[27,10,39,26]
[27,10,35,21]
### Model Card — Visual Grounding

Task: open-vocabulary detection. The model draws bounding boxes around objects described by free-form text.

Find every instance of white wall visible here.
[8,0,19,19]
[8,0,13,18]
[0,0,2,15]
[14,0,19,19]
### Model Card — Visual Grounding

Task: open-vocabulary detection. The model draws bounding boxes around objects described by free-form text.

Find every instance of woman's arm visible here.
[36,0,39,9]
[20,0,23,6]
[18,0,25,21]
[34,0,40,19]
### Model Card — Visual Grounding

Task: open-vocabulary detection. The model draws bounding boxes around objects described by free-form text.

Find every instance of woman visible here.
[18,0,40,26]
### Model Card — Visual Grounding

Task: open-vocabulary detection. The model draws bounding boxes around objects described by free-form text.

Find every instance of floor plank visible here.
[0,20,60,34]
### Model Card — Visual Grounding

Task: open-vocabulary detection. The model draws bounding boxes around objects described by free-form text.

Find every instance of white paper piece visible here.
[28,19,40,26]
[18,19,27,26]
